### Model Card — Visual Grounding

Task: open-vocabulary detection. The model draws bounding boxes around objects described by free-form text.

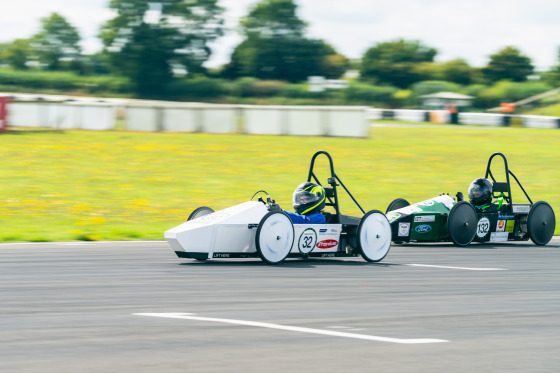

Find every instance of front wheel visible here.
[255,211,295,264]
[357,210,392,262]
[528,201,555,246]
[447,201,477,246]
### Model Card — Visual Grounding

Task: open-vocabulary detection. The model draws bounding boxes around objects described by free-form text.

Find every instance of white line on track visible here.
[0,240,167,246]
[1,237,557,247]
[404,263,506,271]
[134,312,449,344]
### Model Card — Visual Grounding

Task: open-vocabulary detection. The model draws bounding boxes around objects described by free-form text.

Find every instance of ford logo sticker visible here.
[415,224,432,233]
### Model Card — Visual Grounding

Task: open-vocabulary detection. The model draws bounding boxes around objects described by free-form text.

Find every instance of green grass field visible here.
[1,126,558,242]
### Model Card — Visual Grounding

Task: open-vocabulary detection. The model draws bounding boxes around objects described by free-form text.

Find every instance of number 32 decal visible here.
[298,228,317,255]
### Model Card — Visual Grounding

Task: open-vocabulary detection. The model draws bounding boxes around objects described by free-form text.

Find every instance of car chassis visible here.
[165,151,392,264]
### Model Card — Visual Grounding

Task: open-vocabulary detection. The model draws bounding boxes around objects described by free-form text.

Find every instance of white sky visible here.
[1,0,559,71]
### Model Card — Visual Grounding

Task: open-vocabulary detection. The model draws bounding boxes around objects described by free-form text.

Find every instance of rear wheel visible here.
[528,201,555,246]
[255,211,294,264]
[386,198,410,213]
[187,206,214,221]
[357,210,392,262]
[447,201,477,247]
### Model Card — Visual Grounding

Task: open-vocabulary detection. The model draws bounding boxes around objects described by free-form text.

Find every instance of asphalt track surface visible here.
[1,238,559,372]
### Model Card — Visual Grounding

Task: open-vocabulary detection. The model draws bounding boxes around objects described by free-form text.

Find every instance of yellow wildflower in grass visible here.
[72,203,93,212]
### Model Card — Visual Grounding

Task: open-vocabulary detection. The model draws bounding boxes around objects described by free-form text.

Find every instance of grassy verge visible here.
[0,127,558,242]
[523,102,560,117]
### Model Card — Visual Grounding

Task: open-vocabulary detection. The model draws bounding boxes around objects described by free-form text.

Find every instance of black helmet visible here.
[293,182,326,215]
[468,178,493,206]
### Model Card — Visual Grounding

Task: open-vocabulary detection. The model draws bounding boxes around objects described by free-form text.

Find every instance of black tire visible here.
[357,210,392,262]
[386,198,410,214]
[187,206,214,221]
[255,211,294,265]
[447,201,477,247]
[528,201,556,246]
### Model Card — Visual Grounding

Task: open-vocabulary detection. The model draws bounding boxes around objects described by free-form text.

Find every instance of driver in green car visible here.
[463,178,502,213]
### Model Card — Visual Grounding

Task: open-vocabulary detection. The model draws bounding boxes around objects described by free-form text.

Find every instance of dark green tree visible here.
[1,39,32,69]
[224,38,334,82]
[0,43,9,66]
[100,0,224,97]
[541,46,560,87]
[541,67,560,87]
[360,39,437,88]
[31,13,81,70]
[483,46,534,83]
[241,0,306,39]
[441,58,472,85]
[223,0,347,82]
[80,53,112,75]
[319,43,350,79]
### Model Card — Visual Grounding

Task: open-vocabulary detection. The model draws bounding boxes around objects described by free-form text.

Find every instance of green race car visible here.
[386,153,556,247]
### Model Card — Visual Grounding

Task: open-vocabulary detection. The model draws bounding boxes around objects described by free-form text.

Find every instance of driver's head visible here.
[467,178,493,206]
[293,182,326,215]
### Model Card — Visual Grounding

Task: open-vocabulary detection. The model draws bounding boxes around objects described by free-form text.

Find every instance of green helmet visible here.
[292,182,326,215]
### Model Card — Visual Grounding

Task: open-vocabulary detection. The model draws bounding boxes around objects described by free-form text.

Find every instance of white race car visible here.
[165,151,392,264]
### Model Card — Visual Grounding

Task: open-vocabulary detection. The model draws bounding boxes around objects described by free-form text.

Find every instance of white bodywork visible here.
[165,201,343,259]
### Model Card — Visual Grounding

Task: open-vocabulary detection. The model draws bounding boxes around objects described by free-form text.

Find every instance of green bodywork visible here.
[387,195,456,242]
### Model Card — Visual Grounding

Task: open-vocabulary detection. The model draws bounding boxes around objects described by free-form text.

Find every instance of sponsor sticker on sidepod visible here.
[512,205,531,213]
[415,224,432,233]
[414,215,435,223]
[316,239,338,249]
[497,220,506,232]
[398,222,410,236]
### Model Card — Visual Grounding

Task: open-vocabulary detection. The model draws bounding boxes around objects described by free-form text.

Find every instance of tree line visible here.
[1,0,559,104]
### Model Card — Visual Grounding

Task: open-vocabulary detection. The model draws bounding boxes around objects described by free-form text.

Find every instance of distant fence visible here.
[521,115,560,129]
[366,108,560,128]
[459,112,506,126]
[4,96,560,135]
[8,102,117,130]
[5,100,371,137]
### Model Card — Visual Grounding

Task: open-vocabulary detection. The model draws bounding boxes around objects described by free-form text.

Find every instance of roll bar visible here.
[307,151,365,223]
[484,152,533,211]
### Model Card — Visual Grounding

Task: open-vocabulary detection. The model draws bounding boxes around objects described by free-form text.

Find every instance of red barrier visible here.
[0,97,8,132]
